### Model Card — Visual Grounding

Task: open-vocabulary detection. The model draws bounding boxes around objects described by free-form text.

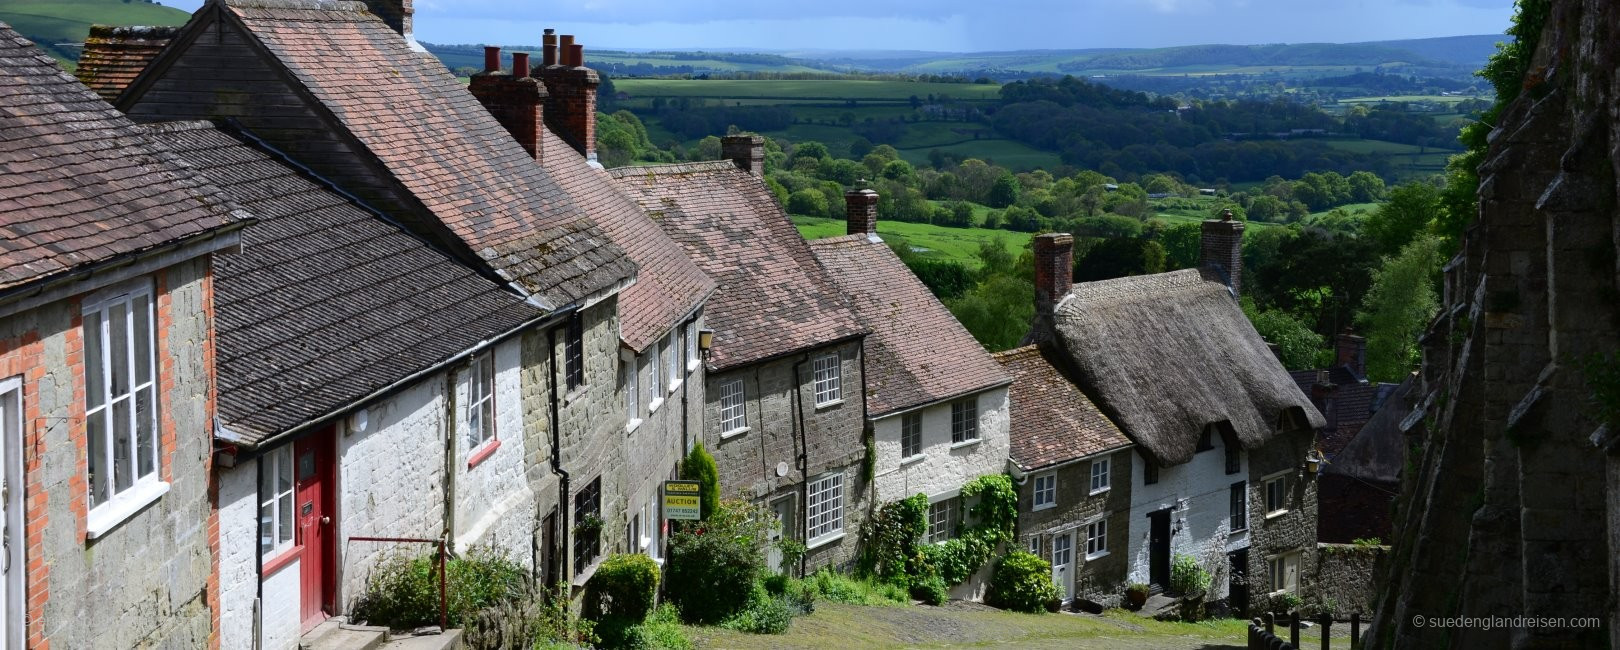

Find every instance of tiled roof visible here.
[807,233,1008,416]
[542,130,713,352]
[145,121,541,445]
[0,23,244,294]
[608,162,864,370]
[1290,367,1383,456]
[221,0,635,307]
[74,25,180,103]
[994,345,1130,471]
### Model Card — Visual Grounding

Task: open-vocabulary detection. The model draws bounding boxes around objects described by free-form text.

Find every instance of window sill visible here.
[814,399,843,410]
[949,438,981,451]
[1265,509,1289,520]
[86,479,169,540]
[468,439,502,468]
[899,454,926,467]
[720,426,750,440]
[1089,486,1111,497]
[649,397,664,413]
[805,531,846,551]
[262,544,303,577]
[1032,501,1056,511]
[687,360,701,373]
[572,555,606,588]
[1084,550,1110,562]
[1230,527,1248,535]
[626,418,644,434]
[564,385,588,406]
[669,378,683,394]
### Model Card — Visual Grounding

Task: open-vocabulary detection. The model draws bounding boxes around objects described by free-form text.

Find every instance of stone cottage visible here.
[994,345,1134,606]
[0,28,249,647]
[806,190,1011,598]
[609,139,871,573]
[1024,219,1324,615]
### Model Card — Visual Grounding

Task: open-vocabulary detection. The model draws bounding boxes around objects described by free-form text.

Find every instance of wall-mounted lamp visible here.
[1304,450,1325,475]
[213,444,239,469]
[697,329,714,353]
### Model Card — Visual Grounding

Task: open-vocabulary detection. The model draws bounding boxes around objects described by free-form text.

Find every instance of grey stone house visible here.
[1023,217,1324,615]
[807,192,1012,599]
[995,345,1134,606]
[0,29,249,647]
[609,141,871,573]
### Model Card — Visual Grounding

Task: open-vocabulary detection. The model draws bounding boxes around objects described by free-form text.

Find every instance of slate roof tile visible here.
[74,25,180,103]
[994,345,1131,471]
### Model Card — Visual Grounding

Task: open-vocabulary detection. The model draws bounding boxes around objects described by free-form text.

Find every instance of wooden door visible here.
[296,428,335,631]
[1228,549,1249,616]
[1149,508,1171,591]
[768,497,794,574]
[1051,531,1074,600]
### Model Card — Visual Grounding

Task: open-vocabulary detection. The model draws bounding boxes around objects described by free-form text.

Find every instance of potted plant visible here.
[1124,583,1150,610]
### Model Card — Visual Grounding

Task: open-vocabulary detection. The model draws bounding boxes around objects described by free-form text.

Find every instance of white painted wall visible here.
[260,557,301,650]
[453,338,535,567]
[1125,433,1248,598]
[217,462,258,650]
[872,387,1010,504]
[337,375,448,605]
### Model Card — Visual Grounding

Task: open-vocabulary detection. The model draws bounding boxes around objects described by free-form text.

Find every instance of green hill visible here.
[0,0,191,66]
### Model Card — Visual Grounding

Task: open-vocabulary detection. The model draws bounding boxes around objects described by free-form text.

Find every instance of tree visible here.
[987,172,1022,208]
[791,141,830,162]
[1242,298,1327,370]
[787,189,829,217]
[1158,222,1203,269]
[1363,181,1440,258]
[1356,236,1444,382]
[1347,171,1387,203]
[681,443,721,521]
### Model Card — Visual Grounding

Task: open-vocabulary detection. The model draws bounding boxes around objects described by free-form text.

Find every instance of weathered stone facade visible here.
[618,315,706,565]
[0,259,217,649]
[1305,543,1387,617]
[1368,3,1619,647]
[1020,448,1133,604]
[704,339,868,572]
[1244,429,1320,612]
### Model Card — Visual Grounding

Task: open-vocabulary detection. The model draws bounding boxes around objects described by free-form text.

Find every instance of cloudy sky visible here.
[164,0,1512,51]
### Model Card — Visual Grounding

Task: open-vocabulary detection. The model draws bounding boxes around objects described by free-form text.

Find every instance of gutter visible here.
[546,322,571,588]
[1007,443,1135,481]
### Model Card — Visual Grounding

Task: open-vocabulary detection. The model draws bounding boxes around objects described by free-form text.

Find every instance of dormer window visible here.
[1196,426,1215,452]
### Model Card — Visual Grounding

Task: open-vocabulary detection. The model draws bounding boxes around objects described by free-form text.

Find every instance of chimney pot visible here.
[721,134,765,176]
[512,52,530,78]
[844,189,880,236]
[538,40,601,162]
[559,35,576,65]
[483,46,501,73]
[543,29,558,66]
[569,43,585,67]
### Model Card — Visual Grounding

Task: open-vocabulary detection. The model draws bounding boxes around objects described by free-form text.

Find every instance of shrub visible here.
[809,569,908,606]
[910,574,950,606]
[857,494,928,585]
[534,582,599,648]
[666,500,774,624]
[681,444,720,521]
[1170,554,1211,596]
[585,553,661,623]
[985,551,1060,613]
[719,583,795,635]
[350,546,525,629]
[762,574,817,614]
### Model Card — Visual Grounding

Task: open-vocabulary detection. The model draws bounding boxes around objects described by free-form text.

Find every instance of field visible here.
[1319,138,1460,179]
[792,216,1032,269]
[0,0,191,64]
[613,79,1003,101]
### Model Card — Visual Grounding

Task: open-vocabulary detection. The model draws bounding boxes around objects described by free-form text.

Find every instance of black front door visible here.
[1228,548,1250,616]
[1149,508,1172,590]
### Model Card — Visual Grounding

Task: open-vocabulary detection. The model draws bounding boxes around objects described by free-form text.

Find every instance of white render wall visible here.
[217,462,259,650]
[260,556,301,650]
[1125,433,1248,598]
[453,338,535,567]
[872,387,1010,505]
[337,374,448,605]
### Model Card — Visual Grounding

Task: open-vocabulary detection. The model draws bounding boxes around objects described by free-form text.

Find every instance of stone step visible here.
[379,628,464,650]
[298,618,390,650]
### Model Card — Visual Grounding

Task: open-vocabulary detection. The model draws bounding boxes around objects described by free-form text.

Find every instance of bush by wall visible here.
[1170,554,1211,597]
[681,443,721,521]
[585,553,661,623]
[985,551,1060,613]
[350,546,526,630]
[665,500,774,624]
[857,474,1020,595]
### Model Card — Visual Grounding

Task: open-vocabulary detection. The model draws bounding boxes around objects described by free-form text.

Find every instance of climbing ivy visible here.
[857,474,1020,590]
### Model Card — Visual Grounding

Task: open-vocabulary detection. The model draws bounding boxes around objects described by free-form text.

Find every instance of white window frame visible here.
[1032,472,1056,511]
[806,471,844,545]
[927,498,958,544]
[1264,472,1289,517]
[900,412,922,460]
[1084,517,1108,560]
[685,321,700,372]
[647,350,662,413]
[259,446,295,559]
[83,279,168,536]
[1026,536,1040,554]
[1051,530,1073,571]
[812,353,842,406]
[719,378,747,435]
[1089,457,1110,495]
[950,398,979,444]
[467,352,497,452]
[1269,552,1300,594]
[624,359,641,430]
[665,332,680,392]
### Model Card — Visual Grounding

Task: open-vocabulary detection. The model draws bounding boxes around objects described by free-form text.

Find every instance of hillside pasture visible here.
[0,0,191,63]
[792,216,1032,269]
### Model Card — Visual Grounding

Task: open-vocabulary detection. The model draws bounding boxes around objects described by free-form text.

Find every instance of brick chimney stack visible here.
[1200,208,1245,296]
[1336,330,1367,378]
[539,31,600,165]
[362,0,413,38]
[845,189,880,238]
[468,46,547,161]
[722,134,765,176]
[1310,370,1338,433]
[1032,232,1075,336]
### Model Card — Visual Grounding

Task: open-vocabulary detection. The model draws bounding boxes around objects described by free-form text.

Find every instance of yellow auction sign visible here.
[664,480,702,520]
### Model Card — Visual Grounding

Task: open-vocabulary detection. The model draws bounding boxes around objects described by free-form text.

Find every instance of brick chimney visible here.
[468,46,547,161]
[539,31,600,165]
[362,0,413,37]
[722,134,765,176]
[1336,330,1367,378]
[845,189,879,238]
[1024,233,1075,344]
[1310,370,1338,433]
[1200,208,1245,296]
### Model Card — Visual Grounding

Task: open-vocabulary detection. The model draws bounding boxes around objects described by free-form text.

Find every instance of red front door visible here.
[296,428,335,631]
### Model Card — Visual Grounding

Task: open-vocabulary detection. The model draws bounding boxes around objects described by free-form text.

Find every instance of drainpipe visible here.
[443,371,458,548]
[546,323,571,587]
[253,456,264,650]
[791,353,811,578]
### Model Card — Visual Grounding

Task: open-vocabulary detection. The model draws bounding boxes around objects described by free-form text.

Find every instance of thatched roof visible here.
[1044,266,1325,467]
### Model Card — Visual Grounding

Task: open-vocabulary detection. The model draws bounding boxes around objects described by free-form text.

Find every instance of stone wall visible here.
[618,315,705,563]
[1245,429,1319,612]
[1368,3,1619,647]
[1306,543,1387,617]
[1020,448,1133,604]
[452,338,536,565]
